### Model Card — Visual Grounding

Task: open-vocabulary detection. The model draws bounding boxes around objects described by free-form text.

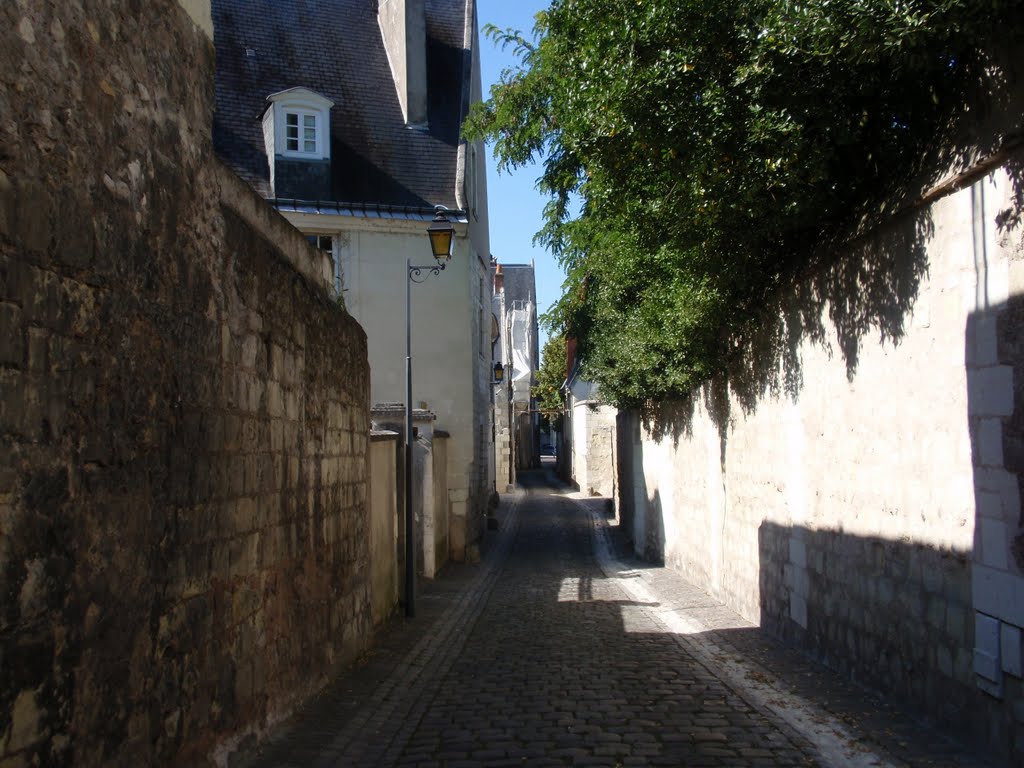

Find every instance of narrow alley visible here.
[239,470,989,768]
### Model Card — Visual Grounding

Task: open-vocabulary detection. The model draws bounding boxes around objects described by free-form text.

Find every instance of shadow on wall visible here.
[755,522,995,752]
[747,234,1024,763]
[644,191,936,448]
[641,53,1023,448]
[614,410,665,564]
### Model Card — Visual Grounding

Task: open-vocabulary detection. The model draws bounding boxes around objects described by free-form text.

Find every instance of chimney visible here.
[493,263,504,294]
[378,0,428,126]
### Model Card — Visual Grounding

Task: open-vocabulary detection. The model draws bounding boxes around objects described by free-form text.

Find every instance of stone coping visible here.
[371,403,436,420]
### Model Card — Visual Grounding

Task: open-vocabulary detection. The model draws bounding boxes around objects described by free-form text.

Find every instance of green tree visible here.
[534,333,567,431]
[467,0,1016,407]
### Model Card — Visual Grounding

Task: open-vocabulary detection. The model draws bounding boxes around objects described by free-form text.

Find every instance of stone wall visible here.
[432,432,450,575]
[618,121,1024,762]
[567,379,617,497]
[0,1,372,765]
[369,431,399,627]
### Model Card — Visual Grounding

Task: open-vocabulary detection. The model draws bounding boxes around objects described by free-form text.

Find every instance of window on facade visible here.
[306,235,332,252]
[285,111,318,154]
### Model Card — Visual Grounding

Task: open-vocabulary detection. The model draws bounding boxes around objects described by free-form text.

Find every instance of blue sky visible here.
[477,0,563,345]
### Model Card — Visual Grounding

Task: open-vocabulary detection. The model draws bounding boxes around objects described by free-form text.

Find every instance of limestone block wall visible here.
[369,431,399,627]
[620,152,1024,760]
[432,432,450,575]
[370,405,449,599]
[494,408,514,492]
[568,389,617,497]
[0,1,371,766]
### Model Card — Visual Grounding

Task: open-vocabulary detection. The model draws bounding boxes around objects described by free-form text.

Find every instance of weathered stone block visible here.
[922,561,943,593]
[0,303,24,366]
[978,418,1006,467]
[976,566,1024,624]
[266,381,284,418]
[927,595,947,630]
[15,180,52,254]
[980,518,1009,570]
[0,170,14,239]
[968,312,1000,367]
[967,366,1014,418]
[938,644,955,677]
[947,604,969,643]
[790,593,808,629]
[976,613,1003,683]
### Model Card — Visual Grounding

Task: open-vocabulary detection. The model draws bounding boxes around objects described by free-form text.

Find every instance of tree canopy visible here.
[466,0,1017,407]
[533,333,568,422]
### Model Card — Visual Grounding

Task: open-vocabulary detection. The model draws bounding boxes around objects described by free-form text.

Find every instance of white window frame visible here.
[262,88,335,164]
[283,109,321,157]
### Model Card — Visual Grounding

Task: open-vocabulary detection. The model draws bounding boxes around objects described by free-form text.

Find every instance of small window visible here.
[306,235,332,252]
[263,88,334,166]
[285,111,319,154]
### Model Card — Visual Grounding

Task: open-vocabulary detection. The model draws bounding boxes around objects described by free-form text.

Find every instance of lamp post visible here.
[405,206,455,618]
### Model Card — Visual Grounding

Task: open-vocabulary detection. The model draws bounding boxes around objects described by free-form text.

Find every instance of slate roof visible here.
[212,0,469,210]
[498,264,537,308]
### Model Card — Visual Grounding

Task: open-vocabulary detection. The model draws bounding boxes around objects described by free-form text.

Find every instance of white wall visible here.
[622,161,1024,757]
[286,212,491,561]
[568,379,617,497]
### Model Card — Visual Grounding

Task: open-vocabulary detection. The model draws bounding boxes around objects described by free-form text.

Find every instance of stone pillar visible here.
[371,403,436,582]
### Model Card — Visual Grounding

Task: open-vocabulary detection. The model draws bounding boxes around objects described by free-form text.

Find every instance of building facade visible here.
[212,0,494,562]
[491,262,539,489]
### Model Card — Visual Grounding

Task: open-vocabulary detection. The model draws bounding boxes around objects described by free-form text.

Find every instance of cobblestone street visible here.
[239,470,990,768]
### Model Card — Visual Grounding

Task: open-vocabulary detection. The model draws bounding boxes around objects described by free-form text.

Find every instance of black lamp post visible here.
[405,206,455,618]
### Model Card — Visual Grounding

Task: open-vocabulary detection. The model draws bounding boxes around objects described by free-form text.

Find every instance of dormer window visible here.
[261,88,335,197]
[262,87,334,163]
[285,110,320,155]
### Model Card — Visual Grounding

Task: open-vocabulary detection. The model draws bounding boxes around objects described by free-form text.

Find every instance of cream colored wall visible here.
[568,379,617,497]
[432,434,450,574]
[630,159,1024,651]
[369,432,399,626]
[286,212,484,560]
[632,172,1012,618]
[624,164,1024,752]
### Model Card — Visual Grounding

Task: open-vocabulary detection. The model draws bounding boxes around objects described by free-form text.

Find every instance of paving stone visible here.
[236,470,996,768]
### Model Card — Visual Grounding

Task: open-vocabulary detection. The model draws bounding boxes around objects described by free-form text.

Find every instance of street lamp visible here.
[405,206,455,618]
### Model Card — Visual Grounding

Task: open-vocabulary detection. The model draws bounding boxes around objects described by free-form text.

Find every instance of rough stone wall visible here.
[568,383,617,497]
[432,433,450,576]
[584,412,617,498]
[369,431,399,627]
[0,2,371,766]
[620,146,1024,759]
[494,401,513,491]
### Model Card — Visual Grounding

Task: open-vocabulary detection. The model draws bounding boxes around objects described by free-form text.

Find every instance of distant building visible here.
[491,261,539,489]
[212,0,494,562]
[562,339,617,497]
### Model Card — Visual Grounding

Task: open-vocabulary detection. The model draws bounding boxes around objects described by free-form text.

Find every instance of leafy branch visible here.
[466,0,1019,407]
